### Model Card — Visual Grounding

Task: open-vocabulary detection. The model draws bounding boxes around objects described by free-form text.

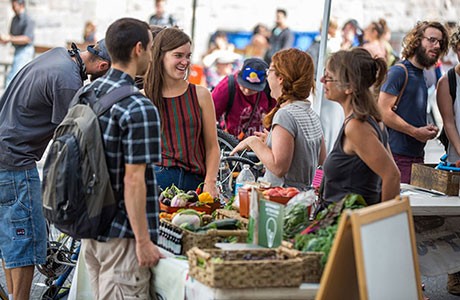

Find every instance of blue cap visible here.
[237,58,268,92]
[87,39,111,62]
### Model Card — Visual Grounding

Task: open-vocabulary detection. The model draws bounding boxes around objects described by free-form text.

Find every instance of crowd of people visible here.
[1,0,460,298]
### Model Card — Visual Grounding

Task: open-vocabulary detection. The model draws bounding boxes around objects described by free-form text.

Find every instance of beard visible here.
[415,45,440,68]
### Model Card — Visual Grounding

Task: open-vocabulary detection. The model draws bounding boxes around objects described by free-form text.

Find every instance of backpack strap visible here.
[92,85,140,117]
[224,74,236,121]
[448,67,457,104]
[391,63,409,111]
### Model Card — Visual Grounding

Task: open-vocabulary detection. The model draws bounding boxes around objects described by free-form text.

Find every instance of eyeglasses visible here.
[266,68,275,76]
[322,69,339,83]
[423,36,443,48]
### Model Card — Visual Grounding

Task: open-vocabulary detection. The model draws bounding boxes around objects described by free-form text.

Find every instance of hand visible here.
[230,139,250,156]
[135,240,165,267]
[413,125,439,143]
[230,136,259,156]
[0,34,10,44]
[254,129,269,143]
[203,181,219,199]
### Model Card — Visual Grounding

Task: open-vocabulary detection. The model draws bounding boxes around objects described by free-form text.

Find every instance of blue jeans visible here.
[0,167,47,268]
[154,166,203,192]
[6,44,35,88]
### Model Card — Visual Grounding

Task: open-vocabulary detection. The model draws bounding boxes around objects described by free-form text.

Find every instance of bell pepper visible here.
[198,192,214,204]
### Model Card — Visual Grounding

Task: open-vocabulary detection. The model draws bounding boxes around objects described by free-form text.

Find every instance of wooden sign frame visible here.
[316,197,423,300]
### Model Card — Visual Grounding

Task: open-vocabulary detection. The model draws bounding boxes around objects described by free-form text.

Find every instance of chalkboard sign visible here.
[316,197,423,300]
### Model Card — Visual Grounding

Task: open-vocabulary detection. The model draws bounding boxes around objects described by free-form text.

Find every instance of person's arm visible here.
[231,124,294,178]
[437,73,460,155]
[378,91,438,142]
[196,85,220,198]
[344,119,400,201]
[124,164,163,267]
[0,34,31,45]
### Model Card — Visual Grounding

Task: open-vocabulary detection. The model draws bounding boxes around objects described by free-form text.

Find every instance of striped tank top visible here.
[158,84,206,176]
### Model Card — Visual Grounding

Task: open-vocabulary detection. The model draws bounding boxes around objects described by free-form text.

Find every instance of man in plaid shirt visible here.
[81,18,164,299]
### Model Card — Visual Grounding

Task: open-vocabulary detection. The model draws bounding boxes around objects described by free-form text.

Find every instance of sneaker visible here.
[447,272,460,295]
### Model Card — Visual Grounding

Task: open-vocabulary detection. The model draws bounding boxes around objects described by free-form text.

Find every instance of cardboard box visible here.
[410,163,460,196]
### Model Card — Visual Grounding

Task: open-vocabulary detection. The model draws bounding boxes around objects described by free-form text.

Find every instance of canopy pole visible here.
[312,0,333,116]
[191,0,197,42]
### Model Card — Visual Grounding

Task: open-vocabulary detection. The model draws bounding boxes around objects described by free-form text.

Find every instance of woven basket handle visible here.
[279,246,300,258]
[193,247,212,260]
[210,229,247,236]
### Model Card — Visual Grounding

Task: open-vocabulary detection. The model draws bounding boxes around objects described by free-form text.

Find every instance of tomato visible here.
[286,190,299,198]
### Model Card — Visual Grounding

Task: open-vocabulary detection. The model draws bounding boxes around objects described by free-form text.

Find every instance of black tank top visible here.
[322,116,388,206]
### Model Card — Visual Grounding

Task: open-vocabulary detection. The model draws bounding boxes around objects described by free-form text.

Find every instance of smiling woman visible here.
[144,28,220,199]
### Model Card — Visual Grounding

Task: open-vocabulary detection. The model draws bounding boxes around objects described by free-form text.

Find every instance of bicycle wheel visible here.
[217,129,239,154]
[0,283,8,300]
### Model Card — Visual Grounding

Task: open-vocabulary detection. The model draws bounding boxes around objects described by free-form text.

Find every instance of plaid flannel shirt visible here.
[83,68,161,242]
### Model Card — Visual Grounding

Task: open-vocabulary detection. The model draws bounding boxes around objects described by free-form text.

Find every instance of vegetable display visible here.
[293,194,367,266]
[159,184,220,213]
[283,203,311,240]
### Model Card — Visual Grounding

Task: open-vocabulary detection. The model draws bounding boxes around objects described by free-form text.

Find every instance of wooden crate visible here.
[410,163,460,195]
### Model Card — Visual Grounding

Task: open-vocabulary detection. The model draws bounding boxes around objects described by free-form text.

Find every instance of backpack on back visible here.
[42,85,140,239]
[438,67,457,151]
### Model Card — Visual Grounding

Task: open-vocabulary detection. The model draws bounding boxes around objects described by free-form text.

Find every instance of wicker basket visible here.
[281,241,323,283]
[159,219,247,255]
[215,209,249,229]
[187,247,308,288]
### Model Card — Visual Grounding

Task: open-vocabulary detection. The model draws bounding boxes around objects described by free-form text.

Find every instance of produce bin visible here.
[187,246,322,288]
[158,219,247,255]
[410,163,460,195]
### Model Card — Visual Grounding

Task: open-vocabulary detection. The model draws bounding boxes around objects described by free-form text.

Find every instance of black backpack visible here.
[438,67,457,151]
[42,85,140,239]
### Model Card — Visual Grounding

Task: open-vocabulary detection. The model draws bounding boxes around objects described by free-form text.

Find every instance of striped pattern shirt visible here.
[82,68,161,242]
[159,84,206,176]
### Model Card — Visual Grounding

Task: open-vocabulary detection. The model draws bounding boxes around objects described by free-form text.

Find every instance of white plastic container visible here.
[234,164,255,197]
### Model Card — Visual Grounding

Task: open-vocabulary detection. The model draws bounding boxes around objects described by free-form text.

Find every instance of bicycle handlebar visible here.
[221,155,256,166]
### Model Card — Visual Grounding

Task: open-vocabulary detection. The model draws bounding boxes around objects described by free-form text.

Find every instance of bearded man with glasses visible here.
[378,21,448,183]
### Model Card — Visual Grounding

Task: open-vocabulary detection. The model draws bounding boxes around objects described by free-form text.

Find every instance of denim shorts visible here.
[0,167,47,268]
[154,166,204,192]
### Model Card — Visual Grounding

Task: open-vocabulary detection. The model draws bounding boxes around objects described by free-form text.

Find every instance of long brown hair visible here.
[263,48,315,127]
[144,27,191,121]
[327,48,387,121]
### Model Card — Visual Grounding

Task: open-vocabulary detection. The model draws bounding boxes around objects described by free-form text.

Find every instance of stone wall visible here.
[0,0,459,62]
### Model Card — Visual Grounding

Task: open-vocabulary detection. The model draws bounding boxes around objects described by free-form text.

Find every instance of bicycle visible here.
[217,149,264,200]
[216,128,265,200]
[37,223,80,300]
[0,283,7,300]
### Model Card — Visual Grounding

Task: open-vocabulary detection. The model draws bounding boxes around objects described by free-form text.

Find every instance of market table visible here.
[401,183,460,276]
[402,183,460,216]
[69,185,460,298]
[69,246,319,300]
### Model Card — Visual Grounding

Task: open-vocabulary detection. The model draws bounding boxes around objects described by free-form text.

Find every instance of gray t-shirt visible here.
[11,11,35,49]
[0,47,82,170]
[263,101,323,189]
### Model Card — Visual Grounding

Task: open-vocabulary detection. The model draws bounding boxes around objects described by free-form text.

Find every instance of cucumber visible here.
[197,218,240,232]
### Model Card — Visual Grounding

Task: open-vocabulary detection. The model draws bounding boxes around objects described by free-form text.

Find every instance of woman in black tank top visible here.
[320,48,400,206]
